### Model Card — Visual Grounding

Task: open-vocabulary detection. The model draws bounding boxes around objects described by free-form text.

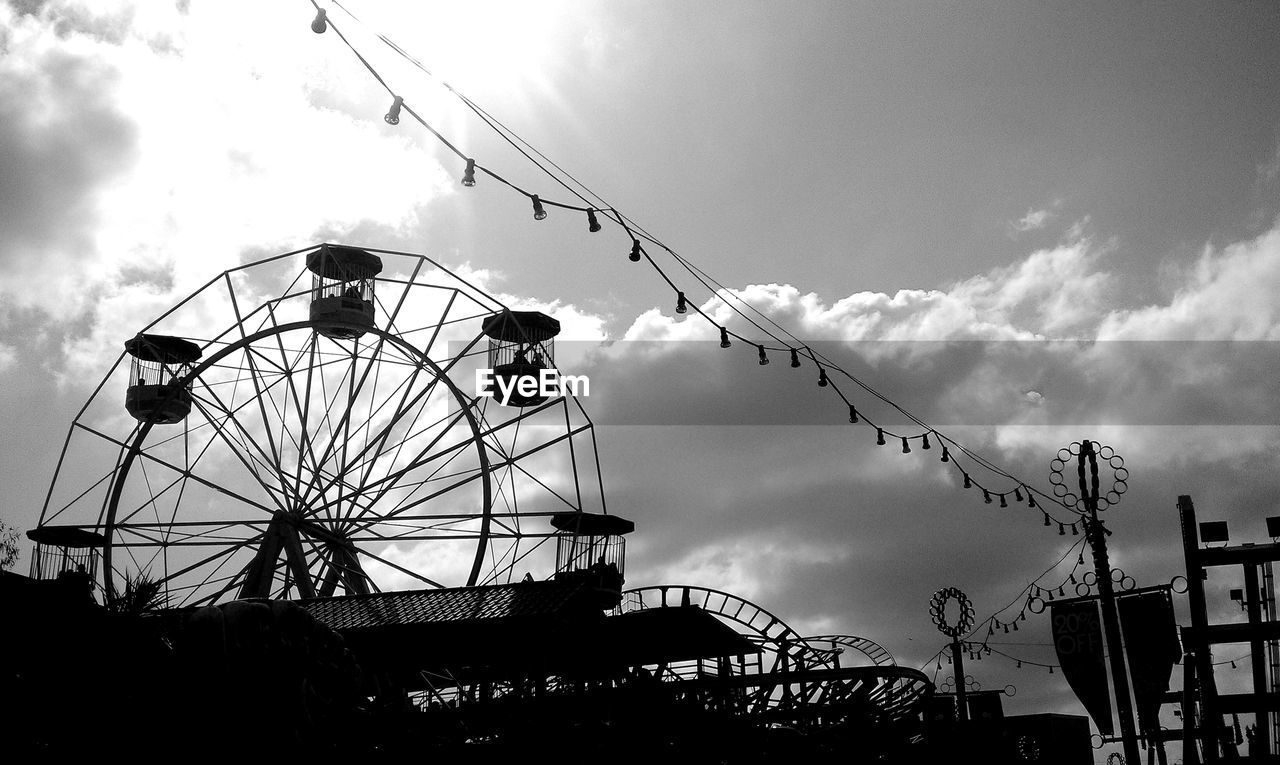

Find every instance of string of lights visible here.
[305,1,1086,528]
[920,537,1090,673]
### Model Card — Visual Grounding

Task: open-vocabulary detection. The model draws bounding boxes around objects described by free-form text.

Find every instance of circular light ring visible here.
[930,587,975,638]
[1170,575,1189,594]
[1027,596,1047,615]
[1075,582,1092,597]
[1048,441,1129,513]
[1004,684,1017,697]
[1121,575,1136,592]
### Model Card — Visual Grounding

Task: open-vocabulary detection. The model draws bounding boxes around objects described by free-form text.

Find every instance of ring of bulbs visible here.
[1048,442,1128,512]
[930,586,975,638]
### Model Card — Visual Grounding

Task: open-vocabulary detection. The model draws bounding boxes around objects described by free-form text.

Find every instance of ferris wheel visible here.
[30,244,606,608]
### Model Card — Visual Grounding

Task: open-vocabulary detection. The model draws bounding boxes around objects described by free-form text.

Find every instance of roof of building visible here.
[299,578,591,632]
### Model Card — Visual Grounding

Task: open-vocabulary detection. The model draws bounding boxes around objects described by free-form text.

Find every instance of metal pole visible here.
[1183,654,1201,765]
[952,638,969,723]
[1244,563,1271,755]
[1080,440,1142,765]
[1180,494,1223,763]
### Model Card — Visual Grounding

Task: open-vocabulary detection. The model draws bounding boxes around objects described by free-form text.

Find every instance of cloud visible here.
[0,5,138,312]
[0,1,458,384]
[1098,223,1280,341]
[1010,206,1053,234]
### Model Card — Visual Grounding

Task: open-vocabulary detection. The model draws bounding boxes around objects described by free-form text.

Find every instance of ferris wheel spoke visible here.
[297,337,358,510]
[77,421,282,516]
[158,531,264,585]
[224,274,292,509]
[189,363,300,481]
[478,535,551,586]
[41,454,115,525]
[188,392,296,513]
[302,366,454,518]
[343,464,502,539]
[113,468,184,528]
[351,544,445,589]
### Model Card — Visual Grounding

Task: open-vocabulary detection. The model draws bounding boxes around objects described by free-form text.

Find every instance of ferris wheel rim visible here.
[98,317,494,605]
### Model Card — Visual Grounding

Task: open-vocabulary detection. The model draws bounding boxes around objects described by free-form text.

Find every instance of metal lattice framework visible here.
[619,585,932,725]
[34,244,607,607]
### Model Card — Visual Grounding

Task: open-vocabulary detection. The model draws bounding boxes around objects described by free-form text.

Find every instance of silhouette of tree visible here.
[0,519,19,570]
[111,573,168,614]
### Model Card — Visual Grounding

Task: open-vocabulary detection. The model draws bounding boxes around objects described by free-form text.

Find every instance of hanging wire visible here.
[311,0,1083,526]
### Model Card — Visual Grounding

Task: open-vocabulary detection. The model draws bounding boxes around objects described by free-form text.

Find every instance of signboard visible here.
[1118,591,1181,730]
[1051,599,1114,734]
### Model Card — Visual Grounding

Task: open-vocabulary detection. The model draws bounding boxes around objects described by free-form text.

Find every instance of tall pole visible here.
[1079,439,1141,765]
[1244,563,1270,755]
[952,638,969,722]
[1179,495,1222,763]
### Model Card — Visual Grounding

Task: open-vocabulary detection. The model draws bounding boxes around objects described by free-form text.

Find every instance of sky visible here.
[3,0,1280,757]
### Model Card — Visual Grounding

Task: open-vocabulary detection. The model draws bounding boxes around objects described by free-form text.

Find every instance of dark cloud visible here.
[0,39,136,288]
[533,340,1280,427]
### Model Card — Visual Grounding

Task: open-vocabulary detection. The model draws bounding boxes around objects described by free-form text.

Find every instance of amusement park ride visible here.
[20,243,933,755]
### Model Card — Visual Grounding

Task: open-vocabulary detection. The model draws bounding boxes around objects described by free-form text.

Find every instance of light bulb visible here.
[901,437,910,454]
[963,473,972,489]
[384,95,403,125]
[940,446,950,463]
[311,7,328,33]
[1043,512,1051,527]
[817,368,828,387]
[789,348,801,368]
[532,195,547,220]
[757,345,769,365]
[983,488,992,504]
[1058,522,1066,536]
[462,158,476,187]
[1071,523,1079,536]
[876,428,886,446]
[921,432,931,450]
[675,292,688,314]
[1014,487,1024,502]
[629,240,641,262]
[1028,494,1037,509]
[999,493,1008,508]
[587,209,601,232]
[720,327,731,348]
[848,405,858,424]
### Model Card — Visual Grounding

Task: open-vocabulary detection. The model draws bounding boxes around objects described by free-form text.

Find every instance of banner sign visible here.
[1118,591,1181,730]
[1051,599,1114,734]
